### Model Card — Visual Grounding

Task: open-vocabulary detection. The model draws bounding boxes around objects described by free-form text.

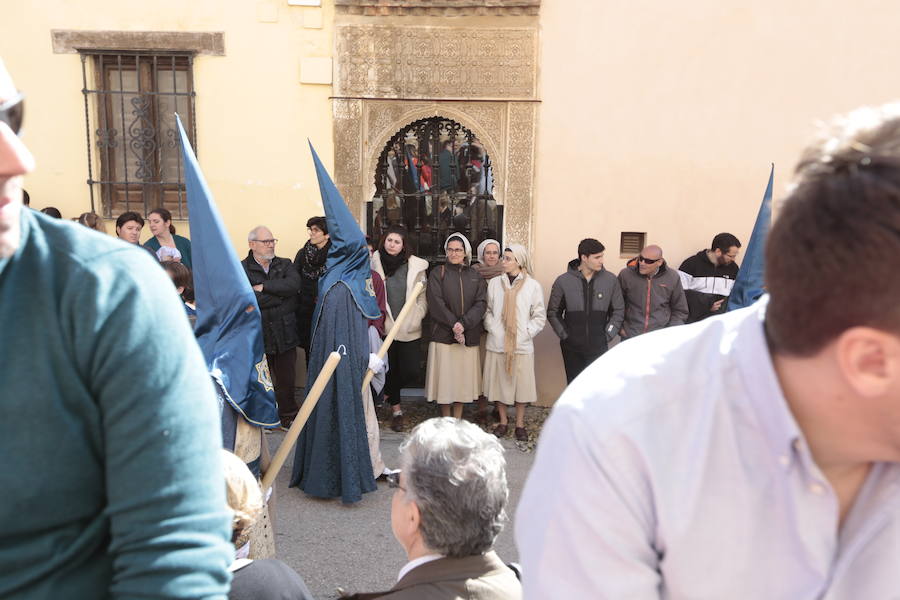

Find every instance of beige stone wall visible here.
[530,0,900,404]
[4,0,337,257]
[9,1,900,405]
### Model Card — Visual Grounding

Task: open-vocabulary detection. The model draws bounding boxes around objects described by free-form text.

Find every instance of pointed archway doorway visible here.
[367,116,502,264]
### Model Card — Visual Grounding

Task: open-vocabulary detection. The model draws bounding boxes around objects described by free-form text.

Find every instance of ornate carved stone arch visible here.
[331,23,538,247]
[334,98,535,247]
[363,101,505,206]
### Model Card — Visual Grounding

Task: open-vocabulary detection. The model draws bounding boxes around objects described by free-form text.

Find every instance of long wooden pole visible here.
[361,280,425,394]
[261,350,341,494]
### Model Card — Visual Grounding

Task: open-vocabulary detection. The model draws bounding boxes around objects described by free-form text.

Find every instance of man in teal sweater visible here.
[0,59,233,597]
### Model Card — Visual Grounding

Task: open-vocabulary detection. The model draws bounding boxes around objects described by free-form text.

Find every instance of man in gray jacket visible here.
[618,244,688,340]
[547,238,624,384]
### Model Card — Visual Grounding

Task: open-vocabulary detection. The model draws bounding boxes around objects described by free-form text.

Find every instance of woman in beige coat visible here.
[483,244,546,441]
[370,225,429,431]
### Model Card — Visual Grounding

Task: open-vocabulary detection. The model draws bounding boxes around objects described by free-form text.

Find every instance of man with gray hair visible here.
[617,244,688,340]
[342,417,522,599]
[241,226,302,429]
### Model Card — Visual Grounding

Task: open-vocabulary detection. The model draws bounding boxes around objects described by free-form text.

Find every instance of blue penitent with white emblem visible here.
[308,141,381,344]
[290,142,379,504]
[175,114,279,430]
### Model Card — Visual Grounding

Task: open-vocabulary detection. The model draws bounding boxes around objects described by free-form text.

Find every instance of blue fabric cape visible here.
[175,114,279,428]
[308,142,381,345]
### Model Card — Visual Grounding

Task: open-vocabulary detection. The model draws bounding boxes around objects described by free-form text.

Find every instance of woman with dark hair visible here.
[162,261,197,328]
[293,216,331,364]
[144,207,192,268]
[370,225,428,431]
[425,233,487,419]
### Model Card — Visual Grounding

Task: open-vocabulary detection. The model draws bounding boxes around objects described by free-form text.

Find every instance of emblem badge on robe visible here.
[365,277,376,297]
[256,357,274,392]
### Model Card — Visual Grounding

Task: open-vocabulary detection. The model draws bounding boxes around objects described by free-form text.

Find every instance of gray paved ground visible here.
[264,424,535,599]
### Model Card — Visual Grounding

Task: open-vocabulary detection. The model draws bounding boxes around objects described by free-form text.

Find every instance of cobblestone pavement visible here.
[265,395,539,599]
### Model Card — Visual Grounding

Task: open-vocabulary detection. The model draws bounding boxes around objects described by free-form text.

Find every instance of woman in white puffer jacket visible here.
[482,244,546,441]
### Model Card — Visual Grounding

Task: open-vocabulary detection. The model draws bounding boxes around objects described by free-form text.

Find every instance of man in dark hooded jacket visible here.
[547,238,624,384]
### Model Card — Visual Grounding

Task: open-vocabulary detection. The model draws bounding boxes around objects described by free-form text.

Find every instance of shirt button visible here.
[778,455,790,467]
[809,483,825,495]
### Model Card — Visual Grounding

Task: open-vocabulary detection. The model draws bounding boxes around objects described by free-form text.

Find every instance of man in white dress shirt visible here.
[516,103,900,599]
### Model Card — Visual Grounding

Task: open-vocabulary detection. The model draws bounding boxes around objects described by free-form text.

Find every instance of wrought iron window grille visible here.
[367,116,503,267]
[79,51,197,219]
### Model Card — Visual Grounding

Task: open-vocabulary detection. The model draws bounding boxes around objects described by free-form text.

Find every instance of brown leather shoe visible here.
[493,423,509,437]
[515,427,527,442]
[391,413,404,432]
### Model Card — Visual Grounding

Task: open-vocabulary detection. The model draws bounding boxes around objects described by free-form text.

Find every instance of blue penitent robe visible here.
[289,282,376,504]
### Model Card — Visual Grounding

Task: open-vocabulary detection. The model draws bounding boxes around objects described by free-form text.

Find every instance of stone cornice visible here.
[335,0,539,16]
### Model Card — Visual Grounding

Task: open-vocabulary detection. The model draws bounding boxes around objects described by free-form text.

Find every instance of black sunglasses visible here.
[638,256,660,264]
[0,92,24,136]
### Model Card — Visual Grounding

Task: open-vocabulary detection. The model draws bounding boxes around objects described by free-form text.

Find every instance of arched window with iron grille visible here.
[367,117,503,265]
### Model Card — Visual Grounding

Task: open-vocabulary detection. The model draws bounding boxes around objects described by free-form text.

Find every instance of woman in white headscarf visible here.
[472,238,504,422]
[482,244,546,441]
[425,233,488,419]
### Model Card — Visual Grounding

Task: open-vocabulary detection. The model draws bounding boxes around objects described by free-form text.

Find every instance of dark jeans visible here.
[385,339,421,408]
[560,342,603,384]
[267,347,298,426]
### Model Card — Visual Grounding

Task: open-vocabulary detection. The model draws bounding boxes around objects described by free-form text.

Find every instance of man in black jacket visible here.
[547,238,624,384]
[242,226,302,429]
[677,232,741,323]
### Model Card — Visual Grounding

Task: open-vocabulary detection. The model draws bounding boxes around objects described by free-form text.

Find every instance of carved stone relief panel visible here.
[504,102,537,246]
[332,98,364,217]
[334,25,537,100]
[335,0,540,17]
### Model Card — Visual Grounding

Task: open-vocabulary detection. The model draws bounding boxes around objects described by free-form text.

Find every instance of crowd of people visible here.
[113,205,744,446]
[6,48,900,599]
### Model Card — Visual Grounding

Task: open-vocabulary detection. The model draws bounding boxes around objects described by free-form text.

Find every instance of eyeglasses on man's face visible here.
[0,92,24,136]
[254,239,277,246]
[638,256,660,264]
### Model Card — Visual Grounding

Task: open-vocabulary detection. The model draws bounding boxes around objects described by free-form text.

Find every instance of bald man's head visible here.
[638,245,663,275]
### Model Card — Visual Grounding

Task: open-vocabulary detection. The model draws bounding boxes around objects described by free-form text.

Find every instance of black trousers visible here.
[560,342,604,384]
[385,339,421,408]
[267,347,298,425]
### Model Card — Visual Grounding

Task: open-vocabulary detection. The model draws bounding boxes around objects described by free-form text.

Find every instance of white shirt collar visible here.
[397,553,444,582]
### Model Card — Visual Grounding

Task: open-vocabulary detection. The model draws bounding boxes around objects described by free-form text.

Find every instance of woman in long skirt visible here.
[483,244,546,440]
[425,233,487,419]
[370,225,429,431]
[472,238,504,423]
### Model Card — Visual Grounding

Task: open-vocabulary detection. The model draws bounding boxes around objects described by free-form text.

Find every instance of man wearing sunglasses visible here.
[0,59,232,598]
[617,244,688,340]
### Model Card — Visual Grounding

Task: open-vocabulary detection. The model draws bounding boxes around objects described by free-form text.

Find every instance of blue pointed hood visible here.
[308,142,381,343]
[728,164,773,311]
[175,114,278,428]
